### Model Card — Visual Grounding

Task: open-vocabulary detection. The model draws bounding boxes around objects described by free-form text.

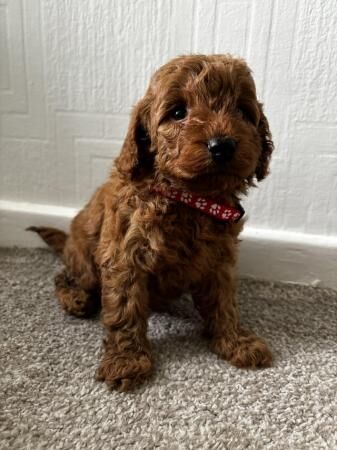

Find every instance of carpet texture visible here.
[0,248,336,450]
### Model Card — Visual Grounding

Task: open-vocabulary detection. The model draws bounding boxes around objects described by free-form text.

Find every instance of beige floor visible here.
[1,248,336,449]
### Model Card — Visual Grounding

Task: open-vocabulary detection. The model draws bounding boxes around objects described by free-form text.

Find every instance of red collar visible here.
[151,185,244,223]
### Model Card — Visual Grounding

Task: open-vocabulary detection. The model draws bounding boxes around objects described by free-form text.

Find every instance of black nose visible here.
[207,136,237,164]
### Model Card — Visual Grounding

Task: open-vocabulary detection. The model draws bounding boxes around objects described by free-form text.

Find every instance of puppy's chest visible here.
[143,205,239,273]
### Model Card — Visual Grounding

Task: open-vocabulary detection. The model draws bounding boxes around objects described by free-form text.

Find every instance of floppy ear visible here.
[255,103,274,181]
[115,97,153,178]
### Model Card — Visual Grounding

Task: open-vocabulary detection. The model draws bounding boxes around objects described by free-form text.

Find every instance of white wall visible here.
[1,0,336,288]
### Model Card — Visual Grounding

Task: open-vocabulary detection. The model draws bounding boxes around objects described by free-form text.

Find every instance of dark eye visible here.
[170,105,187,121]
[236,107,245,117]
[236,106,255,124]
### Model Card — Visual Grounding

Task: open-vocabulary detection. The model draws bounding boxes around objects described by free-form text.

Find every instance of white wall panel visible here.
[1,0,336,238]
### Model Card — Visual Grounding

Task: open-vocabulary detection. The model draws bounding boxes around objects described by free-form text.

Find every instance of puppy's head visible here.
[115,55,273,195]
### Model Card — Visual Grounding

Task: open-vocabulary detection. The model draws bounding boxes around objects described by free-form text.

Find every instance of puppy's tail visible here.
[26,226,68,257]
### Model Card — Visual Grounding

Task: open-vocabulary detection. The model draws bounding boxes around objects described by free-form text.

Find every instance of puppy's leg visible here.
[193,268,272,369]
[55,236,100,318]
[96,265,152,391]
[54,269,99,318]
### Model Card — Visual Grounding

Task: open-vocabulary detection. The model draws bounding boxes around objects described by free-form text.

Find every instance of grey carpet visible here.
[0,248,336,450]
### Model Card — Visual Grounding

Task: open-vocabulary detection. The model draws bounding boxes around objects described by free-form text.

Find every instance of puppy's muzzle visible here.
[207,136,237,165]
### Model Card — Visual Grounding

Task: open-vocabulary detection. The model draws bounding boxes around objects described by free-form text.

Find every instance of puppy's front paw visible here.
[96,350,153,391]
[230,333,273,368]
[212,331,273,369]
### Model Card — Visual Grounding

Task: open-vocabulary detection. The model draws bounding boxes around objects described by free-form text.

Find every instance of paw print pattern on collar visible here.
[151,185,245,223]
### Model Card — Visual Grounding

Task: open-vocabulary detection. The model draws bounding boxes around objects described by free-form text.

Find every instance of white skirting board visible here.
[1,200,336,290]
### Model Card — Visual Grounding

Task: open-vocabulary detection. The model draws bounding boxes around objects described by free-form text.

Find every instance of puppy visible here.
[29,54,274,391]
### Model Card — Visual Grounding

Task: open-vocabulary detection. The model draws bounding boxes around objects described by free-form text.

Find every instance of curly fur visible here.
[30,54,274,391]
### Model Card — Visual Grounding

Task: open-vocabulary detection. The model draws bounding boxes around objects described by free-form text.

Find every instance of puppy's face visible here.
[116,55,273,195]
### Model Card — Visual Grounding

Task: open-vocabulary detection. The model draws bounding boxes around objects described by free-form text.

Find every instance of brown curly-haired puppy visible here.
[29,54,274,391]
